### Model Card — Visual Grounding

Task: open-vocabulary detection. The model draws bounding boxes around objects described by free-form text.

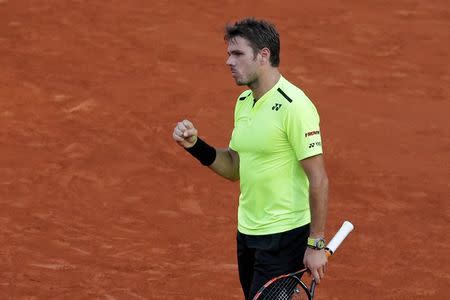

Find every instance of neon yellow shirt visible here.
[229,76,323,235]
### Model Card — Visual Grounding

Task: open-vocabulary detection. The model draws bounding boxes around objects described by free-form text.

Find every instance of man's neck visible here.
[249,69,281,101]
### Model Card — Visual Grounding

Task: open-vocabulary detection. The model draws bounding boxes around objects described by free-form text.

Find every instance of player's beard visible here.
[235,71,258,87]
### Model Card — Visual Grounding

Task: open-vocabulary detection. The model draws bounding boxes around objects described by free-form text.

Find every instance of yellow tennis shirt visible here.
[229,76,323,235]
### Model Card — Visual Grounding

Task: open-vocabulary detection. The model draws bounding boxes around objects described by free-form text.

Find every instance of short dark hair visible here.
[224,18,280,67]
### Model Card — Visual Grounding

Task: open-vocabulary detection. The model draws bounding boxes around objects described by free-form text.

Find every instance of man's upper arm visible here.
[300,154,327,184]
[229,148,240,179]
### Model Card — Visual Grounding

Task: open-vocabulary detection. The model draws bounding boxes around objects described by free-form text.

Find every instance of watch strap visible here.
[307,237,326,250]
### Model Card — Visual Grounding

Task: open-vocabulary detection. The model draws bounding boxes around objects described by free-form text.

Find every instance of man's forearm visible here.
[308,177,329,238]
[209,148,239,181]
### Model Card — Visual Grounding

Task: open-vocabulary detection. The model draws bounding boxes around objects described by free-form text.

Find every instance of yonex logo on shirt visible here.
[309,141,322,148]
[272,103,282,111]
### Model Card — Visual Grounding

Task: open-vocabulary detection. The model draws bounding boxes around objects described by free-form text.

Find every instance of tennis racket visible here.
[252,221,355,300]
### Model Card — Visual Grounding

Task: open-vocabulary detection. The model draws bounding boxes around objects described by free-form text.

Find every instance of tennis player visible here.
[172,18,329,300]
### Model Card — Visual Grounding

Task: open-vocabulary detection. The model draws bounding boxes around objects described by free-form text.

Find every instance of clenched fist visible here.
[172,119,198,148]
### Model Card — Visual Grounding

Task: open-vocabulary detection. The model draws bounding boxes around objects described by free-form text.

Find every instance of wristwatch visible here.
[307,237,326,250]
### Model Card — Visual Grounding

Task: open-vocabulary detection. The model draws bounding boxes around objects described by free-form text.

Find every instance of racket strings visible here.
[258,276,305,300]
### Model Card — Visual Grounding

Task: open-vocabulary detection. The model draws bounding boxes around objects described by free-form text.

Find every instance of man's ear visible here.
[259,47,271,65]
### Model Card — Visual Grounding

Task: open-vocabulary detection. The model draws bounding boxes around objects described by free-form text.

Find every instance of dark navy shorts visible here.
[237,224,310,300]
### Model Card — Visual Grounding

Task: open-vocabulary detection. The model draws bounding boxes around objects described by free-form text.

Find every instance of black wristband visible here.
[185,137,217,166]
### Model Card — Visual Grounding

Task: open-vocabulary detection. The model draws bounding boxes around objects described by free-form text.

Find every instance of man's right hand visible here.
[172,119,198,148]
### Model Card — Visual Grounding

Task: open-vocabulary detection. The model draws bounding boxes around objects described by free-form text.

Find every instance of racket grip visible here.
[325,221,354,255]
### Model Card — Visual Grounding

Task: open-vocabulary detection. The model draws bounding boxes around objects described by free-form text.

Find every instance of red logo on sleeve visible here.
[305,130,320,138]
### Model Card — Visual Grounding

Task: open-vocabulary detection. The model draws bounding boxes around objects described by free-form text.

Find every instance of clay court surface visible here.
[1,0,449,299]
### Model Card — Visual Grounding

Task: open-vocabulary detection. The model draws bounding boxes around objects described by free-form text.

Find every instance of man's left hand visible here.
[303,247,328,284]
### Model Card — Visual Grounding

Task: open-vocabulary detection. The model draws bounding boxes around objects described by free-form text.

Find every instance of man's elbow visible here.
[310,174,329,190]
[322,175,329,189]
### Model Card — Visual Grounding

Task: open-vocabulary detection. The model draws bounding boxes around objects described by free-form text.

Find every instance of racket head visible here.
[253,268,312,300]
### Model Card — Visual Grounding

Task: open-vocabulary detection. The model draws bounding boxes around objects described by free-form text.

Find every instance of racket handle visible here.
[326,221,354,255]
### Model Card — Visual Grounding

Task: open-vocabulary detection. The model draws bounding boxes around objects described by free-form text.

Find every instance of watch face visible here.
[317,239,326,249]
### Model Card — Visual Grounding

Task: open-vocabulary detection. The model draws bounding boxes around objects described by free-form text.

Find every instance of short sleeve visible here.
[284,97,323,161]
